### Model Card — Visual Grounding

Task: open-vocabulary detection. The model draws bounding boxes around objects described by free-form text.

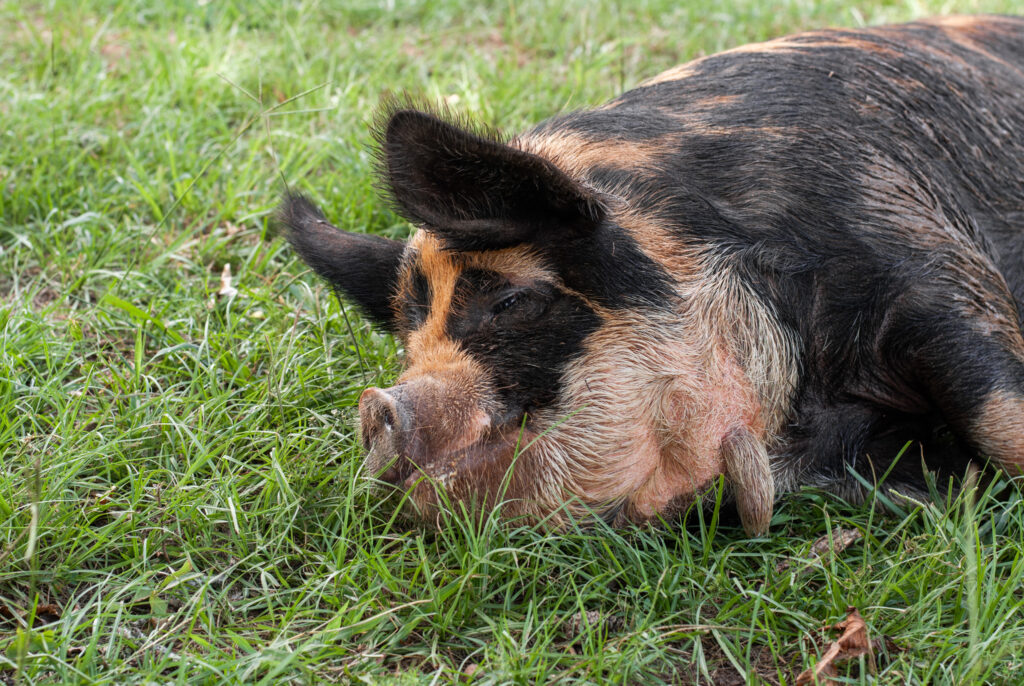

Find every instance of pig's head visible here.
[279,106,788,532]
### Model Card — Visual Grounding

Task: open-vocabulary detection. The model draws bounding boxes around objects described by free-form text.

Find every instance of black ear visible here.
[277,193,405,331]
[378,108,605,252]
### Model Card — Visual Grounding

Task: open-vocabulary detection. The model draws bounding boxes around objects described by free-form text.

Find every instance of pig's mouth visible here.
[359,386,538,520]
[389,426,535,518]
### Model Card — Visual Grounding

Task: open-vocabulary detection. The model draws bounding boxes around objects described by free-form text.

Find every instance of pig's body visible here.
[281,16,1024,532]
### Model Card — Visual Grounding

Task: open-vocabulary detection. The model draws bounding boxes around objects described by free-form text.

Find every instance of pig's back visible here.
[525,16,1024,315]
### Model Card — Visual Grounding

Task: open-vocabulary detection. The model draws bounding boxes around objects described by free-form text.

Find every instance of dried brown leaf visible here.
[36,604,61,622]
[776,527,862,574]
[811,528,862,558]
[796,607,874,685]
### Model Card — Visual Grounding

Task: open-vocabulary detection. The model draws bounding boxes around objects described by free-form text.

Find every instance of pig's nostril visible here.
[359,386,405,445]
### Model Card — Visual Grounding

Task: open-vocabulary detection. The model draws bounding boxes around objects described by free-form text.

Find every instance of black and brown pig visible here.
[279,16,1024,533]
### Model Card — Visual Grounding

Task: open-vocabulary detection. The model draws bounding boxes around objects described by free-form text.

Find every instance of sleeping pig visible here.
[279,15,1024,533]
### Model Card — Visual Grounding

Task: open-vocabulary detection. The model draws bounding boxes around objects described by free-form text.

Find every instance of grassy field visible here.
[3,0,1024,683]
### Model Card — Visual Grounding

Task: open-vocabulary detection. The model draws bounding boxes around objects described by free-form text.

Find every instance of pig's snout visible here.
[359,387,407,443]
[358,381,494,487]
[359,386,413,484]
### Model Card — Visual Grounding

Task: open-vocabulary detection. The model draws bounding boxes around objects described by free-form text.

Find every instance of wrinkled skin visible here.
[279,16,1024,532]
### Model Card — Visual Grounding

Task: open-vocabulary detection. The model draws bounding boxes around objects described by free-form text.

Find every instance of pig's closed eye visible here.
[492,287,549,318]
[488,289,551,325]
[492,292,522,315]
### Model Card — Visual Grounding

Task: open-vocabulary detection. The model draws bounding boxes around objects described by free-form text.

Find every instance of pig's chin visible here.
[368,424,538,522]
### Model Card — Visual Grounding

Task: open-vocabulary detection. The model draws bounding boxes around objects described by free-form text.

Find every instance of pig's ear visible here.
[277,193,405,331]
[379,108,605,251]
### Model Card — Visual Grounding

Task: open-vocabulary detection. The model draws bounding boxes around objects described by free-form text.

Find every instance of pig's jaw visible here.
[528,285,797,531]
[364,421,557,525]
[524,320,741,525]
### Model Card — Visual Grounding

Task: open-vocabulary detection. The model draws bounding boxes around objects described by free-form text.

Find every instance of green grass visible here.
[3,0,1024,682]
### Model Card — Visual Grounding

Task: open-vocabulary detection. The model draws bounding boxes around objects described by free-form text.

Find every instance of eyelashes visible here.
[491,292,522,315]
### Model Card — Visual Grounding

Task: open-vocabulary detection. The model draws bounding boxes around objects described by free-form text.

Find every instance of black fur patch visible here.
[443,268,601,416]
[521,213,677,310]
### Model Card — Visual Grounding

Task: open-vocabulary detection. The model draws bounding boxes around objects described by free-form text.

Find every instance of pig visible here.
[278,16,1024,534]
